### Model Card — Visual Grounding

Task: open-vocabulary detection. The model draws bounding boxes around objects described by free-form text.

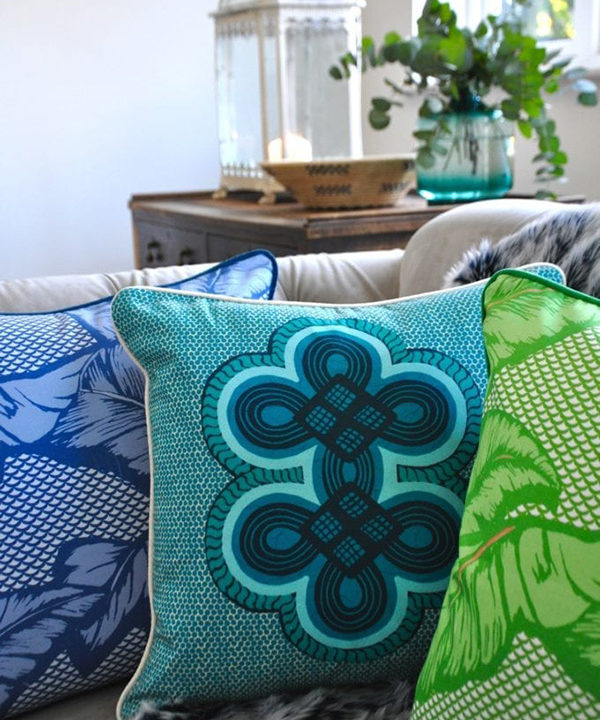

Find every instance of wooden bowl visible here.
[260,154,417,209]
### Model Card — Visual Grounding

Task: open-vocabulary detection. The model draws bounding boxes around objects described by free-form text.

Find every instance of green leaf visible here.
[368,108,391,130]
[413,129,436,140]
[417,522,600,701]
[371,97,392,111]
[384,31,402,45]
[431,141,449,155]
[483,272,599,370]
[552,150,568,164]
[416,147,436,169]
[397,39,419,65]
[438,2,454,24]
[549,57,571,71]
[340,51,357,74]
[543,48,562,63]
[535,189,557,200]
[439,27,469,70]
[545,78,559,93]
[462,411,559,538]
[474,21,488,38]
[361,36,375,53]
[518,119,532,138]
[500,98,520,121]
[522,98,543,117]
[578,92,598,107]
[382,44,397,62]
[329,66,343,81]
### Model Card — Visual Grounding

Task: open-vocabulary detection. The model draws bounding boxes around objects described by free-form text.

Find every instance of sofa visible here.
[3,198,573,720]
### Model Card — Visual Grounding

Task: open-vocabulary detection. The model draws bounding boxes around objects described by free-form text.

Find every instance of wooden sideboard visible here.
[129,190,585,269]
[129,191,454,269]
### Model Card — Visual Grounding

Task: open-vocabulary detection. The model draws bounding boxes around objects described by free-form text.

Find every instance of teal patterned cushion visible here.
[111,263,564,719]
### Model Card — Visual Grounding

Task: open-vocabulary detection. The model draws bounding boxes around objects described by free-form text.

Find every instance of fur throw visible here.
[134,680,414,720]
[444,204,600,297]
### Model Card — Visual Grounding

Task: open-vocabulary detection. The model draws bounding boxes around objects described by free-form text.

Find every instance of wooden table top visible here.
[128,190,454,240]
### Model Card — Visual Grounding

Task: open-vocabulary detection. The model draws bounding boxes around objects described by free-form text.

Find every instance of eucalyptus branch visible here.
[329,0,597,190]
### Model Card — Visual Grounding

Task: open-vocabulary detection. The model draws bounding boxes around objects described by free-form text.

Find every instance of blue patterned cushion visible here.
[0,251,277,718]
[110,263,564,719]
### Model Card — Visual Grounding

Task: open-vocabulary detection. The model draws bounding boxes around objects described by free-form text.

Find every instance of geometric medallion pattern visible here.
[203,318,480,661]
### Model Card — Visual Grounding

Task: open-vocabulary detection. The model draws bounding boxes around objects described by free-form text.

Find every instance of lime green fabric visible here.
[412,270,600,720]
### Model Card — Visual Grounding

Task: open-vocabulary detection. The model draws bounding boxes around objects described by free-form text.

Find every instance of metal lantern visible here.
[212,0,365,199]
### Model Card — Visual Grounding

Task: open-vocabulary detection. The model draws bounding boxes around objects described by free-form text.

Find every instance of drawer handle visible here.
[178,248,195,265]
[145,240,164,264]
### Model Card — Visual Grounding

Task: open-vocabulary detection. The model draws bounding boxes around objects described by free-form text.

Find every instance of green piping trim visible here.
[480,268,599,377]
[484,268,600,312]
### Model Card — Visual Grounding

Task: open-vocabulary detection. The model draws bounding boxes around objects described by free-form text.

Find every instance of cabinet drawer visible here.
[135,222,207,268]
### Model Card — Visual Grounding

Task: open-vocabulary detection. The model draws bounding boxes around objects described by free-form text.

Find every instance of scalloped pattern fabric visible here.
[203,320,477,662]
[111,264,563,720]
[412,270,600,720]
[0,251,277,718]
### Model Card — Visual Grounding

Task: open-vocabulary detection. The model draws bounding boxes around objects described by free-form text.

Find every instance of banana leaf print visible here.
[50,345,148,487]
[53,537,149,676]
[0,586,103,714]
[198,257,276,298]
[0,355,92,447]
[483,271,599,370]
[416,410,600,701]
[0,252,277,716]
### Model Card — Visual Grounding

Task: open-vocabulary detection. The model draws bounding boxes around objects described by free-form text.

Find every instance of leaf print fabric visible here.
[0,251,277,717]
[412,269,600,720]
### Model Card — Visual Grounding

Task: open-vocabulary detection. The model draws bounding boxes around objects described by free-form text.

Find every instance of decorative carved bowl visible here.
[261,154,417,209]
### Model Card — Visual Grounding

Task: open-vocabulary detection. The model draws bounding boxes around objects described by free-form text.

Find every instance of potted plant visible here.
[331,0,597,202]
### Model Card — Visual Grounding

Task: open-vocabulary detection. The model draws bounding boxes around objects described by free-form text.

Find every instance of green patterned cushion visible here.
[110,264,563,719]
[412,270,600,720]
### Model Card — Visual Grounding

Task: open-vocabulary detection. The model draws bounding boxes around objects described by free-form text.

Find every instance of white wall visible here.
[1,0,598,281]
[362,0,600,199]
[0,0,219,279]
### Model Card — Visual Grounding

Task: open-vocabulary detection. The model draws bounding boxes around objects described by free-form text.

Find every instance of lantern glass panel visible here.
[216,24,263,174]
[214,0,364,193]
[281,16,357,159]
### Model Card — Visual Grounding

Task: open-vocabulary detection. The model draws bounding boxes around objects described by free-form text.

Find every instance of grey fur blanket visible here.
[444,203,600,297]
[135,680,414,720]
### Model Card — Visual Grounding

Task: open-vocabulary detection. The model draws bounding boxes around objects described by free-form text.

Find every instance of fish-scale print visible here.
[9,627,147,717]
[413,321,600,720]
[411,633,598,720]
[0,453,148,593]
[488,327,600,531]
[0,314,96,376]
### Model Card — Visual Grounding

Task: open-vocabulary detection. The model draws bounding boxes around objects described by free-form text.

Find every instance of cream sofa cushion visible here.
[274,249,404,302]
[398,199,569,297]
[0,249,406,312]
[0,265,216,313]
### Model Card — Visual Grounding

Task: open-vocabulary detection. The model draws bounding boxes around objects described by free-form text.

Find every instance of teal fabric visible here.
[111,264,563,719]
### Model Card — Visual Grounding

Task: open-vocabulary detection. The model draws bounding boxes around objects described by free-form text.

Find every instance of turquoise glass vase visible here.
[417,96,515,204]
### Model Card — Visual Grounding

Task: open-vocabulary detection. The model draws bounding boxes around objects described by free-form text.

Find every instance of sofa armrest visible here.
[398,198,575,297]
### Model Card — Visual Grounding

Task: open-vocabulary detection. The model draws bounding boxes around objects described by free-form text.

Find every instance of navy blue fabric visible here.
[0,251,277,717]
